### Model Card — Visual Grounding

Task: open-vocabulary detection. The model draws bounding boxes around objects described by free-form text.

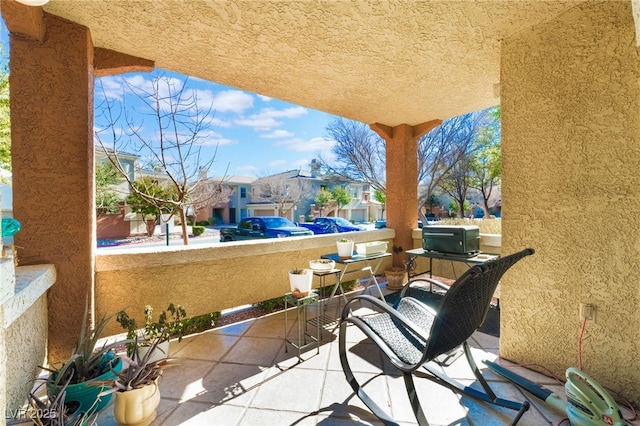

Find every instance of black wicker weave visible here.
[338,248,534,426]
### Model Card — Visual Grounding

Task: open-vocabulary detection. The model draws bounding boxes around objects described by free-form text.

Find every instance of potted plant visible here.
[99,334,164,426]
[116,303,187,363]
[43,300,125,416]
[7,377,99,426]
[336,238,354,259]
[384,266,407,290]
[288,268,313,298]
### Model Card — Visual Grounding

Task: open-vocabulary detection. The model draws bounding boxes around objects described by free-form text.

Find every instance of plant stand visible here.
[284,291,320,360]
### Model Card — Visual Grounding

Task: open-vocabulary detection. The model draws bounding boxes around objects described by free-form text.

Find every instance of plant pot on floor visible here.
[112,379,161,426]
[138,340,170,363]
[385,267,407,290]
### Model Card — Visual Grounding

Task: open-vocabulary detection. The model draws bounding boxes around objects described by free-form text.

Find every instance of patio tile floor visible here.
[96,289,640,426]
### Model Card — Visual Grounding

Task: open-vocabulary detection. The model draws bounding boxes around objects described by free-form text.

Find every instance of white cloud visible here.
[235,106,307,131]
[234,117,281,130]
[261,129,294,139]
[212,90,254,113]
[274,137,335,152]
[256,106,307,119]
[258,95,272,102]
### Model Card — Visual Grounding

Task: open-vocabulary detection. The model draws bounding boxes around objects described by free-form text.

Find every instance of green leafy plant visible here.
[289,268,307,275]
[116,303,187,356]
[192,225,205,236]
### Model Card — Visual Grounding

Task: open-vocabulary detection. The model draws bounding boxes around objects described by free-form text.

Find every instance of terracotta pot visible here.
[113,380,161,426]
[385,267,407,290]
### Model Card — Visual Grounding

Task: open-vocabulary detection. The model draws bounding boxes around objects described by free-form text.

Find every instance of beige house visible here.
[1,0,640,416]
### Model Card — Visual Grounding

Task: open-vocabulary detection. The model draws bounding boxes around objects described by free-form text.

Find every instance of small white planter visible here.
[113,380,161,426]
[138,340,170,363]
[289,269,313,296]
[336,240,354,259]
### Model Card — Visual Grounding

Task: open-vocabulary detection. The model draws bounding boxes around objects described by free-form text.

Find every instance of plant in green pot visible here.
[42,301,125,417]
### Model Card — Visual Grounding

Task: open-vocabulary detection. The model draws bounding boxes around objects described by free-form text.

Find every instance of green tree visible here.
[424,194,440,216]
[314,188,333,217]
[95,161,122,215]
[468,106,501,218]
[126,177,178,235]
[0,42,10,179]
[331,186,352,215]
[373,189,386,220]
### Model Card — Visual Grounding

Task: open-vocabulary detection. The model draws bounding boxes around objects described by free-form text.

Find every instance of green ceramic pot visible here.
[48,357,123,414]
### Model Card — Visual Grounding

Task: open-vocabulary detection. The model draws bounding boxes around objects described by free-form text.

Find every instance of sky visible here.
[94,71,341,179]
[0,23,341,179]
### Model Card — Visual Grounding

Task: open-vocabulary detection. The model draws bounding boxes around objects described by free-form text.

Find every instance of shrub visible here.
[196,220,209,227]
[192,225,205,236]
[208,217,217,226]
[254,296,286,312]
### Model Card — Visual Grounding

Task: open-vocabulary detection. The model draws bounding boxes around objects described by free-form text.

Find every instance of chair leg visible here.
[403,372,429,425]
[338,321,400,426]
[417,343,530,425]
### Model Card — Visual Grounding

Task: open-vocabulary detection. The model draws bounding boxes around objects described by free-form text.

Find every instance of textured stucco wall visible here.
[95,230,394,336]
[10,14,95,363]
[501,1,640,405]
[5,295,48,414]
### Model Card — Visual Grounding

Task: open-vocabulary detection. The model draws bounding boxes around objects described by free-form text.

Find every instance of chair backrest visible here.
[424,248,534,361]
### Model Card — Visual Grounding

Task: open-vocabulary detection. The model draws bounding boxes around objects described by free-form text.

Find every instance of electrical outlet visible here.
[579,303,595,321]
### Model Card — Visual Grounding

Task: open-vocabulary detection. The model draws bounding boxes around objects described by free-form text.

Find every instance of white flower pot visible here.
[289,269,313,296]
[336,240,354,259]
[113,380,161,426]
[138,340,170,363]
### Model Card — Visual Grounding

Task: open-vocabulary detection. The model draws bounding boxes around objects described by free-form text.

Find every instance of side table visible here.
[284,290,320,360]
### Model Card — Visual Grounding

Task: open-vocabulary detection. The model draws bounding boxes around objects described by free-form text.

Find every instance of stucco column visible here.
[7,11,95,363]
[501,1,640,406]
[371,120,440,267]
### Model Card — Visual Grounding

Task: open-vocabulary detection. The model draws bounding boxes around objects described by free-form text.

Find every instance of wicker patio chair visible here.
[338,248,535,426]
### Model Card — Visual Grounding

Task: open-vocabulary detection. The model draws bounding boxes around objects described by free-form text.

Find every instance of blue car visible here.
[298,217,364,234]
[220,216,314,242]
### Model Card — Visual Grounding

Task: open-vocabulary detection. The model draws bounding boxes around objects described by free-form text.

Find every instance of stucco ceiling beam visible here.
[0,0,46,43]
[370,119,442,141]
[94,47,154,77]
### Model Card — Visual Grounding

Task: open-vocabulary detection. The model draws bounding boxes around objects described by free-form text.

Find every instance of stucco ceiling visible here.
[41,0,584,127]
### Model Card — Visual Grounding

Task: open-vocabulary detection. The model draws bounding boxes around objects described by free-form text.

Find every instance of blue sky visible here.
[1,22,341,178]
[95,71,341,178]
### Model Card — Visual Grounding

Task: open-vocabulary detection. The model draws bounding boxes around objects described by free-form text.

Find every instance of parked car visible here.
[298,217,365,235]
[374,217,439,229]
[220,216,314,242]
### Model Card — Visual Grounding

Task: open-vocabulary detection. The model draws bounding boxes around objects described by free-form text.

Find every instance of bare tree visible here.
[94,71,228,245]
[417,108,493,222]
[320,118,386,192]
[439,148,473,218]
[320,109,496,224]
[189,178,233,223]
[253,172,311,218]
